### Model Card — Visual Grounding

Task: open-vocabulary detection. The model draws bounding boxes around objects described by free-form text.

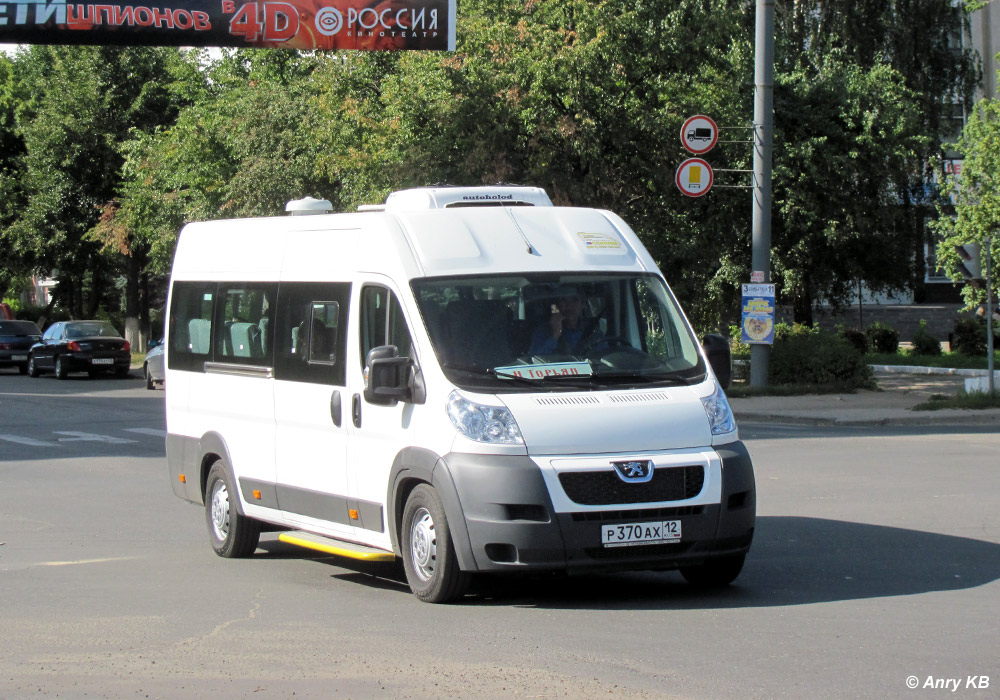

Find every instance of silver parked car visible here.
[144,339,165,390]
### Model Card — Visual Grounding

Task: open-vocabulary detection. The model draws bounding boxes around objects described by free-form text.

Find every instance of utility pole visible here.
[750,0,775,387]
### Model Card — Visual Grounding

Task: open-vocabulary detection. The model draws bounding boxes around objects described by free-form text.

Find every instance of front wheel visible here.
[205,460,261,558]
[679,554,746,588]
[400,484,469,603]
[27,355,39,377]
[144,364,154,390]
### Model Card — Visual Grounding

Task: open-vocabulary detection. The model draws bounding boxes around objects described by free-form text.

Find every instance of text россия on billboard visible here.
[0,0,456,51]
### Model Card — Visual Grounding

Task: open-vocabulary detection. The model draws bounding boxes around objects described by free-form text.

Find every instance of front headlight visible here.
[701,382,736,436]
[447,391,524,445]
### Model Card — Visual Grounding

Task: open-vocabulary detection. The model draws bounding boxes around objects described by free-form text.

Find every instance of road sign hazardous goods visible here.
[676,158,714,197]
[681,115,719,155]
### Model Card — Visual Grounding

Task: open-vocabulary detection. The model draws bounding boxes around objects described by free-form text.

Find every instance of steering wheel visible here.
[579,336,629,355]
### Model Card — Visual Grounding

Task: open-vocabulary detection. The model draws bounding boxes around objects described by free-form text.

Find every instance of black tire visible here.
[680,554,746,588]
[144,364,154,390]
[115,365,130,379]
[400,484,469,603]
[27,355,40,378]
[17,363,28,375]
[55,355,68,379]
[205,459,261,558]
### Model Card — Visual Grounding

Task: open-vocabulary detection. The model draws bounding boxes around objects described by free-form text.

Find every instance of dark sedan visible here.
[28,320,132,379]
[0,320,43,374]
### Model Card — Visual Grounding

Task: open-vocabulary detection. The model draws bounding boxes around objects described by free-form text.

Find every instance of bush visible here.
[910,319,942,356]
[769,330,874,389]
[952,317,990,356]
[837,325,869,354]
[866,321,900,354]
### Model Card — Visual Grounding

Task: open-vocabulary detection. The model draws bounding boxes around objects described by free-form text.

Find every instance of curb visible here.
[870,364,998,377]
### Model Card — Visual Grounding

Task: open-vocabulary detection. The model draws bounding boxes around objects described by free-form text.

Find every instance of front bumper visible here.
[445,442,755,573]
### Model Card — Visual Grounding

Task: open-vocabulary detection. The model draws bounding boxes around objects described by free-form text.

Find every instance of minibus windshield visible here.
[412,273,707,392]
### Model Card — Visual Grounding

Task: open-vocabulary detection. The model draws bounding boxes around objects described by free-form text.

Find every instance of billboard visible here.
[0,0,456,51]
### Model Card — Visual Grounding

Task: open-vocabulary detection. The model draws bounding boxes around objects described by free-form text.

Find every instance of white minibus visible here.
[165,186,755,603]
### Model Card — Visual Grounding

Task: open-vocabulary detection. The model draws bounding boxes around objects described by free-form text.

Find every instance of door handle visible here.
[330,390,342,427]
[352,393,361,428]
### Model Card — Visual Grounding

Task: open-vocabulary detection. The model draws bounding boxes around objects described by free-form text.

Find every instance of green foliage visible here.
[866,321,900,354]
[931,99,1000,311]
[769,330,874,389]
[909,319,942,356]
[837,325,869,354]
[951,316,999,356]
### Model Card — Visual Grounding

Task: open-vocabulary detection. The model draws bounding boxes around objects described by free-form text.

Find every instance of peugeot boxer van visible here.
[165,186,755,603]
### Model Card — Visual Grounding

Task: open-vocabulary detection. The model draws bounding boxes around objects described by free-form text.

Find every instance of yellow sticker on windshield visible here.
[577,232,623,250]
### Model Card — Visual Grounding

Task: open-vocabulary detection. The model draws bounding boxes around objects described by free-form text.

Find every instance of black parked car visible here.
[0,320,43,374]
[28,320,132,379]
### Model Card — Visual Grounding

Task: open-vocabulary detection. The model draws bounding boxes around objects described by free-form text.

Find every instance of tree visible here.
[930,98,1000,308]
[1,45,184,342]
[309,0,756,329]
[771,54,927,322]
[774,0,980,319]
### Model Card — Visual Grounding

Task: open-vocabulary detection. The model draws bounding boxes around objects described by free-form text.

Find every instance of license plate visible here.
[12,355,27,361]
[91,358,114,365]
[602,520,682,547]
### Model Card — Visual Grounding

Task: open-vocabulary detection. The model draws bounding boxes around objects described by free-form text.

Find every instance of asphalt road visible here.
[1,370,998,700]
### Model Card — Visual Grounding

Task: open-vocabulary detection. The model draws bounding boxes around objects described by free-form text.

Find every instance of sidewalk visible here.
[729,367,1000,427]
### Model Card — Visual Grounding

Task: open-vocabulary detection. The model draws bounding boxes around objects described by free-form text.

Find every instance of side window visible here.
[215,284,277,365]
[43,323,61,341]
[360,285,413,366]
[168,282,216,372]
[274,282,351,386]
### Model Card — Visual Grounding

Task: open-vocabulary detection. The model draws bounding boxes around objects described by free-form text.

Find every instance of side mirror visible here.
[364,345,412,405]
[702,333,732,389]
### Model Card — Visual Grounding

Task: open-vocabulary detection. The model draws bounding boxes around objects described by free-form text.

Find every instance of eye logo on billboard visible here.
[0,0,457,51]
[315,7,343,35]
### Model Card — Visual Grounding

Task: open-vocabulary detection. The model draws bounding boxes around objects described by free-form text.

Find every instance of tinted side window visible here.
[274,282,351,386]
[215,284,277,365]
[168,282,216,372]
[360,285,413,366]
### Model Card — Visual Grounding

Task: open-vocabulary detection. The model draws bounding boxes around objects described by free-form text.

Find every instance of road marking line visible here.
[123,428,167,437]
[0,434,58,447]
[53,431,137,444]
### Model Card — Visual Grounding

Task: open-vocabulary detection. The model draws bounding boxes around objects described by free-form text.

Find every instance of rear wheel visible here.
[115,364,130,379]
[205,460,261,558]
[17,363,27,375]
[679,554,746,588]
[54,355,68,379]
[400,484,469,603]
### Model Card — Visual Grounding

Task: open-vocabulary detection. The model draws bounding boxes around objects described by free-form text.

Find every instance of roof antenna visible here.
[505,208,537,255]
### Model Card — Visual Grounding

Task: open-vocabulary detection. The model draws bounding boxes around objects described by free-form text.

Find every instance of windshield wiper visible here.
[590,370,706,386]
[439,362,542,387]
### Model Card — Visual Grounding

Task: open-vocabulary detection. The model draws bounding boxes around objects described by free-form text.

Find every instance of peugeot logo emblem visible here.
[612,460,654,483]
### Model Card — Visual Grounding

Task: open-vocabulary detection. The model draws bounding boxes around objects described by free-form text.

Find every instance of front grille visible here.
[559,466,704,506]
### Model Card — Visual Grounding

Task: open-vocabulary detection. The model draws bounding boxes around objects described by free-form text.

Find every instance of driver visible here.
[530,286,602,355]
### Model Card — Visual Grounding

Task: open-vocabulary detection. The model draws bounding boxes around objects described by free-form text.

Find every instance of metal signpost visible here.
[750,0,774,387]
